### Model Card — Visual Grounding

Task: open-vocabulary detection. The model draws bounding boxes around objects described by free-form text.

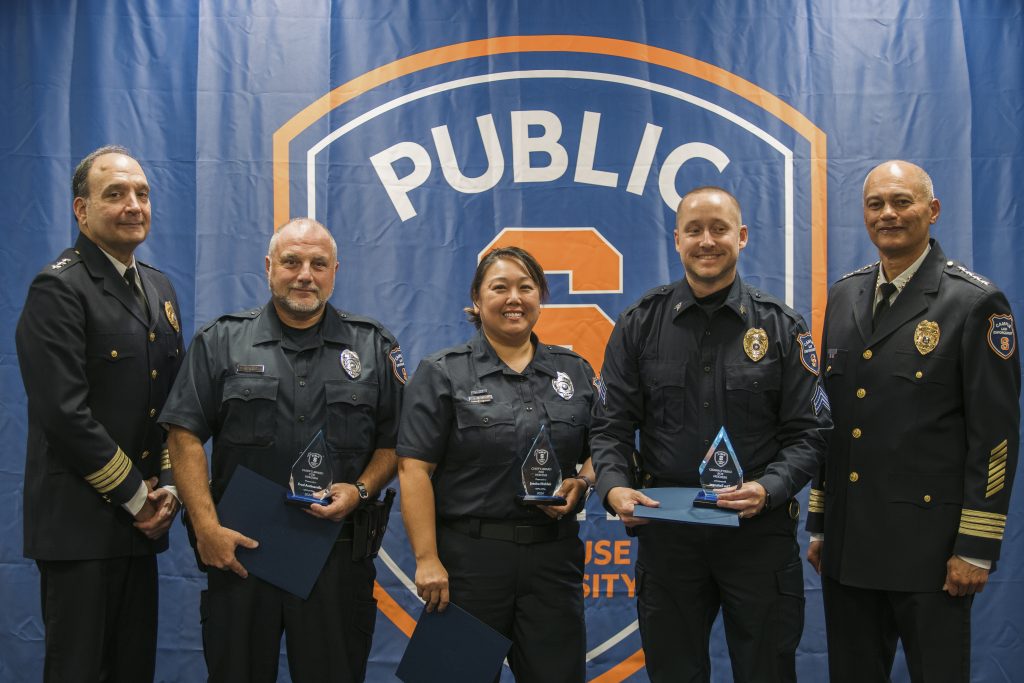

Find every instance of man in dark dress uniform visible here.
[591,186,831,682]
[161,218,404,682]
[16,145,184,681]
[806,160,1020,682]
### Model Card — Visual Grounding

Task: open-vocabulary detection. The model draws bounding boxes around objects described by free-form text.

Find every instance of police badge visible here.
[743,328,768,362]
[340,348,362,378]
[286,430,333,507]
[913,320,940,355]
[552,371,574,400]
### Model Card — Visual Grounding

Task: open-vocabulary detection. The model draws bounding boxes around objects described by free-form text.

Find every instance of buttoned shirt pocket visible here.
[725,358,781,435]
[640,360,686,433]
[219,375,278,446]
[325,380,379,452]
[453,401,516,466]
[544,400,589,468]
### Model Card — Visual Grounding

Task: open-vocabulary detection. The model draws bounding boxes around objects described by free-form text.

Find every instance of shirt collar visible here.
[97,244,138,279]
[469,329,556,379]
[875,243,931,302]
[671,275,747,321]
[253,301,339,346]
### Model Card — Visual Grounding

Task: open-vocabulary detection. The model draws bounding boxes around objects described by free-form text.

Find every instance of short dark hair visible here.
[464,246,549,328]
[72,145,134,199]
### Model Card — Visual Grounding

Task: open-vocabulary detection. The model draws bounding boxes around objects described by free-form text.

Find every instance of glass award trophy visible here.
[516,424,567,506]
[693,426,743,508]
[286,430,333,507]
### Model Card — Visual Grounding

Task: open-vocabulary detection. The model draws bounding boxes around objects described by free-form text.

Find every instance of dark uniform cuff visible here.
[85,447,145,506]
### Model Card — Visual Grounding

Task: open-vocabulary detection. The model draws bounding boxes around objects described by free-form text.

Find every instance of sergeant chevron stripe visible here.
[987,440,1008,498]
[958,509,1007,540]
[808,488,825,514]
[85,447,132,493]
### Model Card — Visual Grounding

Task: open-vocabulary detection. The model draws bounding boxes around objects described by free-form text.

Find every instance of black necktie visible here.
[124,266,149,322]
[872,282,897,331]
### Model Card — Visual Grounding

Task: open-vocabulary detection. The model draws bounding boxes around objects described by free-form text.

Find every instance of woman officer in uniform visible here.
[398,246,596,682]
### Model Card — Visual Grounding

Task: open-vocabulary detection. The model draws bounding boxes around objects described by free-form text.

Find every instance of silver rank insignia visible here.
[743,328,768,362]
[164,301,180,332]
[340,348,362,378]
[50,258,72,270]
[552,371,574,399]
[914,320,940,355]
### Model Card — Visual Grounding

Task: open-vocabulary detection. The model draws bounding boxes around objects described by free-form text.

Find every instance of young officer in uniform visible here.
[16,145,183,682]
[399,247,596,682]
[805,160,1020,682]
[591,186,831,683]
[160,218,405,683]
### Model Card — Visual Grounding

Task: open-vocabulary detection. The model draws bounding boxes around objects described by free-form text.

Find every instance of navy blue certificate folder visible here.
[633,487,741,527]
[396,602,512,682]
[216,465,343,599]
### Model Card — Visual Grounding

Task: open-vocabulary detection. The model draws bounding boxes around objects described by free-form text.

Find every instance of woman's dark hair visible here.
[464,246,549,328]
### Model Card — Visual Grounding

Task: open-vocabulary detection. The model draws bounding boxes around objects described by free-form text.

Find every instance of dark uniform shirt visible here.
[159,302,404,501]
[16,233,184,560]
[805,240,1020,592]
[398,331,595,521]
[591,275,831,508]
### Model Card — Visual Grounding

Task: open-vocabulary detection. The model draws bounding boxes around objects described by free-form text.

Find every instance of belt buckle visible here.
[512,525,533,544]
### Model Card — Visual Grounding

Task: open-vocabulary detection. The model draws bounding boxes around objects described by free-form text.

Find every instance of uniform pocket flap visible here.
[887,473,962,507]
[544,400,587,426]
[223,375,278,402]
[326,380,379,407]
[455,401,515,428]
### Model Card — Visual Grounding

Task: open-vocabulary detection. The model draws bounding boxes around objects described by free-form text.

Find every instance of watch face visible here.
[355,482,368,499]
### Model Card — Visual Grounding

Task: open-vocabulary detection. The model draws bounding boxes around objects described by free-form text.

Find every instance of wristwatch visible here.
[354,481,369,500]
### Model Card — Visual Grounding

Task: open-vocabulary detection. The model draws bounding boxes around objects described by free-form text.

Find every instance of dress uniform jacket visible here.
[398,330,595,521]
[592,276,831,507]
[16,233,184,560]
[159,302,403,507]
[806,240,1020,592]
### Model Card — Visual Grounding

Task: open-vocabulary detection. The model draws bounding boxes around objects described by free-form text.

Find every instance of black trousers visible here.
[437,525,586,683]
[821,575,973,683]
[201,540,377,683]
[37,555,158,683]
[634,503,804,683]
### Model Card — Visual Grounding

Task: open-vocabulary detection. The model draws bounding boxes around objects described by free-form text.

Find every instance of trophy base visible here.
[516,494,568,506]
[285,493,332,508]
[692,490,720,508]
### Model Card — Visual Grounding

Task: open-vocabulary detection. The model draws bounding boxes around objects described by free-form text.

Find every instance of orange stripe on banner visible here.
[272,34,828,343]
[373,581,417,638]
[589,649,646,682]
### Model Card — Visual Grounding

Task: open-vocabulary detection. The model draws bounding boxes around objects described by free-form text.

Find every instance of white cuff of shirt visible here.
[809,532,824,543]
[122,481,149,516]
[958,555,991,570]
[163,485,180,502]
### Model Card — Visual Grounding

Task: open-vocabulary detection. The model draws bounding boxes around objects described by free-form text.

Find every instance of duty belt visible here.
[442,517,577,544]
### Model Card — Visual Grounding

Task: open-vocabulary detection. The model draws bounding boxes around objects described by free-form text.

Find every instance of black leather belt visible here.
[441,517,576,544]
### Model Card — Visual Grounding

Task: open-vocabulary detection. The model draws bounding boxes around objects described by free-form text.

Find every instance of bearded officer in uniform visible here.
[806,160,1020,682]
[161,217,404,682]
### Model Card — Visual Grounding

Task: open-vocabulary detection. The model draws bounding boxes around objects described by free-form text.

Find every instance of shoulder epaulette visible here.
[944,260,993,289]
[621,282,675,317]
[838,261,878,281]
[542,343,583,359]
[43,248,82,276]
[200,307,262,332]
[136,259,164,275]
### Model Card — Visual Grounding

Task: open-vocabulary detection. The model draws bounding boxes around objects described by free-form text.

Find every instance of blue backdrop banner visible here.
[1,2,1022,681]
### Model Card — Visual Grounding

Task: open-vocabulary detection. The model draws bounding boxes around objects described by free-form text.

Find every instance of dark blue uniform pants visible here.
[200,540,376,683]
[822,575,972,683]
[438,525,586,683]
[635,503,804,683]
[37,556,158,683]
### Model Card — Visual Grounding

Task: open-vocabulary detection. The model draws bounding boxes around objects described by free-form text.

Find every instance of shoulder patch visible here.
[838,262,878,281]
[987,313,1016,359]
[796,332,820,375]
[389,345,408,383]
